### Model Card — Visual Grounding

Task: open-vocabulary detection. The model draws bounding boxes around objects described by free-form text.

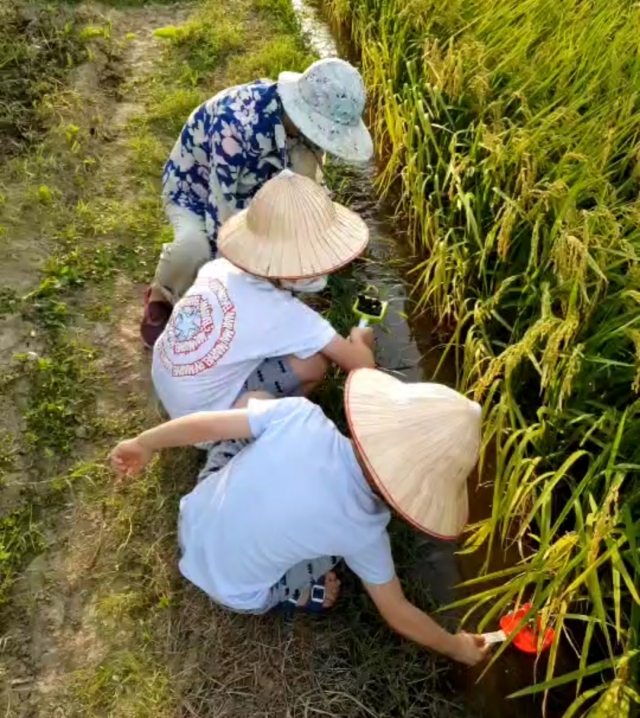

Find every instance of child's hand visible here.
[110,438,153,478]
[449,632,490,666]
[349,326,375,349]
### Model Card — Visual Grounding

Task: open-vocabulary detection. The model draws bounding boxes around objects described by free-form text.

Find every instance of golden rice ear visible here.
[345,368,482,540]
[217,170,369,280]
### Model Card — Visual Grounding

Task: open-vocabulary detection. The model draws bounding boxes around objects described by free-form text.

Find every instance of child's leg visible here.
[152,204,212,304]
[238,354,329,402]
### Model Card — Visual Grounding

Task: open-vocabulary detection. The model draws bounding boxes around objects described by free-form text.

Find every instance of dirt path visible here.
[0,5,194,715]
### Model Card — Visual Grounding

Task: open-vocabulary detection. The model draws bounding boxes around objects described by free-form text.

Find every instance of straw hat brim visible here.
[218,201,369,279]
[278,71,374,164]
[345,369,473,540]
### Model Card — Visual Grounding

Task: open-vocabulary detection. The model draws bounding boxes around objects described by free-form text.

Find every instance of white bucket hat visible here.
[278,58,374,163]
[345,369,482,539]
[217,169,369,279]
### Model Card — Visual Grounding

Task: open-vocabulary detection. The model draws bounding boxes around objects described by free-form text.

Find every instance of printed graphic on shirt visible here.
[158,278,236,377]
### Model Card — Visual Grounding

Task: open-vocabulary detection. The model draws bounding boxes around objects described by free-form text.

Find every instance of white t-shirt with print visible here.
[152,259,337,419]
[177,397,395,612]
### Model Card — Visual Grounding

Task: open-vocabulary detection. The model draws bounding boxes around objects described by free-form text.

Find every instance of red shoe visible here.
[140,288,172,349]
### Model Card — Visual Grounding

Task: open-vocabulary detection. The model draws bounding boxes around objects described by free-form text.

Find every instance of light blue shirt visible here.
[178,397,395,611]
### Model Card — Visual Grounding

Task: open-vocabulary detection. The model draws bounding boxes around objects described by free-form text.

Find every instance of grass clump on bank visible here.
[0,3,89,156]
[325,0,640,713]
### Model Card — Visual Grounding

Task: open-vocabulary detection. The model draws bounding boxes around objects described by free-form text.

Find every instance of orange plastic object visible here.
[499,603,555,654]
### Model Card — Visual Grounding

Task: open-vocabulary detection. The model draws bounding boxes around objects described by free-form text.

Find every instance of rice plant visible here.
[323,0,640,714]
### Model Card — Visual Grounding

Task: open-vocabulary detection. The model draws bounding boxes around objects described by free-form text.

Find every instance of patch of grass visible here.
[150,0,316,104]
[58,0,184,5]
[16,342,99,457]
[0,507,45,606]
[230,35,317,80]
[0,430,19,475]
[0,289,20,317]
[0,3,92,156]
[0,336,107,611]
[155,16,244,80]
[73,651,173,717]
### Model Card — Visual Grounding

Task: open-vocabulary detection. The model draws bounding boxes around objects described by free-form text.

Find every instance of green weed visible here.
[16,343,99,457]
[0,430,18,475]
[73,651,173,717]
[0,289,20,317]
[0,3,93,155]
[0,507,45,605]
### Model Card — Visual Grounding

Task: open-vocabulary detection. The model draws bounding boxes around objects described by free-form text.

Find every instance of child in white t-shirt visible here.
[110,368,489,667]
[152,170,375,425]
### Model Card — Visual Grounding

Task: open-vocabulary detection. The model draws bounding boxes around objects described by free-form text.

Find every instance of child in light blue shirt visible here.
[110,368,489,666]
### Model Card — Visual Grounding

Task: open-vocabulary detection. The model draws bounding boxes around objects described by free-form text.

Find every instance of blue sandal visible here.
[275,575,331,615]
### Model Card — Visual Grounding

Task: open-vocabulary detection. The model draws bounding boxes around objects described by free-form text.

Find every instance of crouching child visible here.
[111,368,489,666]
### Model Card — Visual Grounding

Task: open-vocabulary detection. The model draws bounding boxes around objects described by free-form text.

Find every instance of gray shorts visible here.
[195,356,302,477]
[266,555,340,611]
[197,438,249,482]
[241,356,303,399]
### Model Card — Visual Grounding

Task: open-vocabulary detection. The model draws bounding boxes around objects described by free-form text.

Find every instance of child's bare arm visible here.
[137,410,253,451]
[364,577,489,665]
[321,329,376,372]
[110,398,268,477]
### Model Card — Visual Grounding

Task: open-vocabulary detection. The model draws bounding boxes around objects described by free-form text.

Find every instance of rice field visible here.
[323,0,640,714]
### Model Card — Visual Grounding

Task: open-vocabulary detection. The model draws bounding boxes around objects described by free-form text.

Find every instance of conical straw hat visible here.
[217,170,369,279]
[345,368,482,539]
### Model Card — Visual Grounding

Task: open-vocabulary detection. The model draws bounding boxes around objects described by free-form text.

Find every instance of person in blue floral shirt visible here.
[141,57,374,348]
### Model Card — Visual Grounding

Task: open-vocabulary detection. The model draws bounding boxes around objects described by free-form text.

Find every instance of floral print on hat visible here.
[278,58,373,163]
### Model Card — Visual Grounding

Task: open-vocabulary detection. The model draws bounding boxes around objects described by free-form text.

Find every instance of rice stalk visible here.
[325,0,640,711]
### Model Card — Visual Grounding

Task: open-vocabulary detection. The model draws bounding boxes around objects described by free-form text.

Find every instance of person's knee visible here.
[289,353,329,385]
